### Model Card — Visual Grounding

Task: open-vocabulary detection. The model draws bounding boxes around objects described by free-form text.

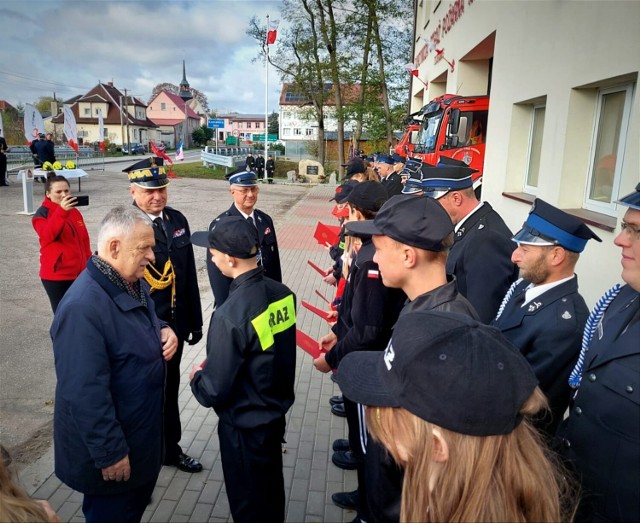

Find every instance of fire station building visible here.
[410,0,640,305]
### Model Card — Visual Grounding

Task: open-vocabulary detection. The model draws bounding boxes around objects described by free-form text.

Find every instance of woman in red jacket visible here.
[32,175,92,312]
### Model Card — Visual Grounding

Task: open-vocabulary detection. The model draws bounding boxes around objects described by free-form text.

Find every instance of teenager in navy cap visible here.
[557,182,640,523]
[421,163,518,323]
[492,198,601,437]
[206,170,281,307]
[336,311,575,523]
[190,216,296,523]
[375,153,403,197]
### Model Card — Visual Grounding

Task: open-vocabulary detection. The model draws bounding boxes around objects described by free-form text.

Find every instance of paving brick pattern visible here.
[31,184,358,522]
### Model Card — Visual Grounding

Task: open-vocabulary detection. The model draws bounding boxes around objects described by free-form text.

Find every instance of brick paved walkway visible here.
[27,184,357,523]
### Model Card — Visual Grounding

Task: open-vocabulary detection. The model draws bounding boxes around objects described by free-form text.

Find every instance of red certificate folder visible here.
[296,329,323,359]
[307,259,331,277]
[302,300,333,321]
[314,222,341,247]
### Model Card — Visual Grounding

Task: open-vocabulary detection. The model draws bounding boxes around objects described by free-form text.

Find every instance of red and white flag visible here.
[151,141,173,165]
[23,103,44,145]
[63,105,79,154]
[97,109,106,151]
[404,63,419,77]
[266,19,279,45]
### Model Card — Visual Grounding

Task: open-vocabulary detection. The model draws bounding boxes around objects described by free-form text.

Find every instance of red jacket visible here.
[32,197,92,280]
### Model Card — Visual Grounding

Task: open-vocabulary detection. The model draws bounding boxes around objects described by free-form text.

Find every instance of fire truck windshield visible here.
[414,111,443,153]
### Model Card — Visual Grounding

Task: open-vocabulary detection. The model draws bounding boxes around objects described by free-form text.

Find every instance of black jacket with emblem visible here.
[141,205,203,340]
[380,172,403,198]
[556,285,639,523]
[191,267,296,429]
[446,202,518,323]
[492,276,588,436]
[207,204,282,307]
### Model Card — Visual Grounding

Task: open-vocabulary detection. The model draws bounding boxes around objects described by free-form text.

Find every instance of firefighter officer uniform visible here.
[190,216,296,523]
[126,158,203,473]
[207,170,282,307]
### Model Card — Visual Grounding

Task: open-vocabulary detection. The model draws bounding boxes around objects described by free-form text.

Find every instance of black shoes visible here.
[332,489,359,510]
[0,182,9,187]
[332,438,350,452]
[332,450,360,470]
[329,394,343,406]
[331,403,346,417]
[164,452,203,473]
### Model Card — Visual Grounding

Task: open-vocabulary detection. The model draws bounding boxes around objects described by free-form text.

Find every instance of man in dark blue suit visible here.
[492,199,601,436]
[421,164,518,322]
[207,170,282,307]
[557,183,640,523]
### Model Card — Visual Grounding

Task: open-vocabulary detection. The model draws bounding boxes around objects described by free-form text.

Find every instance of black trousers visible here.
[217,416,286,523]
[82,480,156,523]
[0,153,6,184]
[365,438,403,523]
[344,395,369,520]
[41,279,74,313]
[164,337,184,461]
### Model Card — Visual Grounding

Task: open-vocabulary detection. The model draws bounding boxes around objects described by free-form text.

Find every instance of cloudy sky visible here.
[1,0,283,115]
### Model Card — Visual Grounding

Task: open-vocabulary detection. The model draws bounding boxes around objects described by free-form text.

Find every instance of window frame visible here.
[523,103,546,195]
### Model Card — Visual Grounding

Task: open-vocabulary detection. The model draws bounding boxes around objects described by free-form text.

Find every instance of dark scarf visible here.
[91,255,147,307]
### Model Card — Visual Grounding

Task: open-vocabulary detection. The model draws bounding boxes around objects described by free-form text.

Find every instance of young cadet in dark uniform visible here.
[492,199,601,437]
[126,157,203,474]
[244,152,255,172]
[314,181,406,520]
[557,183,640,523]
[347,195,479,522]
[266,154,275,183]
[422,164,518,322]
[207,170,281,307]
[0,131,8,186]
[255,152,265,180]
[375,153,403,197]
[189,216,296,523]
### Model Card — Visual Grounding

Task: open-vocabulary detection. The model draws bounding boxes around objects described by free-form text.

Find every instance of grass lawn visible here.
[169,159,301,180]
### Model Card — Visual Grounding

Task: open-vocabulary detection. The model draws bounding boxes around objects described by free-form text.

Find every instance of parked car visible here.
[6,145,32,154]
[122,143,145,155]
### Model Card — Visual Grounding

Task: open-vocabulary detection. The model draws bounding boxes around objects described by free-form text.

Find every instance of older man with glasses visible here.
[207,170,282,307]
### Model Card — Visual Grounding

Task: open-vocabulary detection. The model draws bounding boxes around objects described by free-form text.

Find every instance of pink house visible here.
[147,90,201,148]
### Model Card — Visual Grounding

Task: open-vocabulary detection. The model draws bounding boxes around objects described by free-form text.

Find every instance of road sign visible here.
[207,118,225,129]
[252,133,278,142]
[232,129,240,137]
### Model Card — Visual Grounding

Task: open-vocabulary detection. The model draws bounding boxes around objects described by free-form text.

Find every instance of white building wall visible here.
[414,0,640,306]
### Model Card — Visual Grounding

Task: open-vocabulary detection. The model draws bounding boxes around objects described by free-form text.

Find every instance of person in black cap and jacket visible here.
[189,216,296,523]
[422,163,518,322]
[33,132,56,166]
[337,311,576,523]
[492,198,601,437]
[557,183,640,523]
[126,157,204,474]
[347,195,479,522]
[207,170,281,307]
[375,154,403,197]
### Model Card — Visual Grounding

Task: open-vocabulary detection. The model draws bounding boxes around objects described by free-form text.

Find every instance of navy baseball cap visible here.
[420,165,475,199]
[191,216,259,259]
[344,158,366,179]
[336,311,539,436]
[346,180,388,213]
[330,180,358,203]
[617,182,640,210]
[229,170,258,186]
[346,195,453,251]
[124,157,169,188]
[513,198,602,252]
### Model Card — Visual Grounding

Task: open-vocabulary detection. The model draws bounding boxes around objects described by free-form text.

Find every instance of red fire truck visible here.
[395,94,489,187]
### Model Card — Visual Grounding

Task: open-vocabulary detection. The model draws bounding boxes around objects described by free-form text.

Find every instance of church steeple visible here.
[179,60,192,102]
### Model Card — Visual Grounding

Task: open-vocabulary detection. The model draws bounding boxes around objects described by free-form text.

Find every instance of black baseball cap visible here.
[346,195,453,251]
[344,158,366,179]
[191,216,259,259]
[336,311,539,436]
[330,180,358,203]
[346,180,388,212]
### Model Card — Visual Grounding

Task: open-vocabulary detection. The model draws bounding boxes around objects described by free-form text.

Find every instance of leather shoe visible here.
[331,403,346,417]
[332,489,359,510]
[165,452,203,473]
[332,450,360,470]
[0,182,9,187]
[332,438,350,452]
[330,372,338,383]
[329,394,343,406]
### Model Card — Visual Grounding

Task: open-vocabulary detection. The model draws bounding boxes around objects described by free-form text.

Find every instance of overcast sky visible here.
[1,0,283,115]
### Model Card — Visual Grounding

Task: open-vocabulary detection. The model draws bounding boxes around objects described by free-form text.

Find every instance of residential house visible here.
[213,113,268,143]
[147,90,201,148]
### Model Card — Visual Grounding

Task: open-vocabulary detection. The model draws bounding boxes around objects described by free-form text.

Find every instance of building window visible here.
[84,108,90,116]
[305,128,314,136]
[247,122,252,129]
[239,122,244,129]
[524,104,546,193]
[294,128,302,135]
[584,83,633,213]
[103,127,108,138]
[283,128,291,136]
[160,103,166,111]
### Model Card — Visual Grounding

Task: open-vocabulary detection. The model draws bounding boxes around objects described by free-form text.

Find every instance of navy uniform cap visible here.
[229,170,258,186]
[124,157,168,188]
[347,195,453,251]
[399,158,423,178]
[190,216,259,259]
[617,182,640,210]
[437,156,478,172]
[513,198,602,252]
[420,165,475,199]
[391,153,406,164]
[376,153,395,165]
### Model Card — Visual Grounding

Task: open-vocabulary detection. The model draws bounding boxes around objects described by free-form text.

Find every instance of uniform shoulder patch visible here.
[251,294,296,351]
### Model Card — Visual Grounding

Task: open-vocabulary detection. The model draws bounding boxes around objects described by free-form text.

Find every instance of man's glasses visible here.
[620,221,640,241]
[234,187,259,195]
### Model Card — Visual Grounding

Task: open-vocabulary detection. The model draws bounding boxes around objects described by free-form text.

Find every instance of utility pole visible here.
[119,95,124,148]
[124,88,131,152]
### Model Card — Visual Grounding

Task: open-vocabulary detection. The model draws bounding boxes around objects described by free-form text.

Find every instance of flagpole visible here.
[264,15,269,181]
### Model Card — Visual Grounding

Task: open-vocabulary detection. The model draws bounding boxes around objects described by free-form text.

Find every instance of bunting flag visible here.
[175,141,184,161]
[404,62,419,77]
[23,103,45,145]
[63,105,79,153]
[150,141,173,165]
[97,109,106,151]
[266,19,279,45]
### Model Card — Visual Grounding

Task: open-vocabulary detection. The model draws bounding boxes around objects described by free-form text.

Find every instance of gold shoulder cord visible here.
[144,260,176,310]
